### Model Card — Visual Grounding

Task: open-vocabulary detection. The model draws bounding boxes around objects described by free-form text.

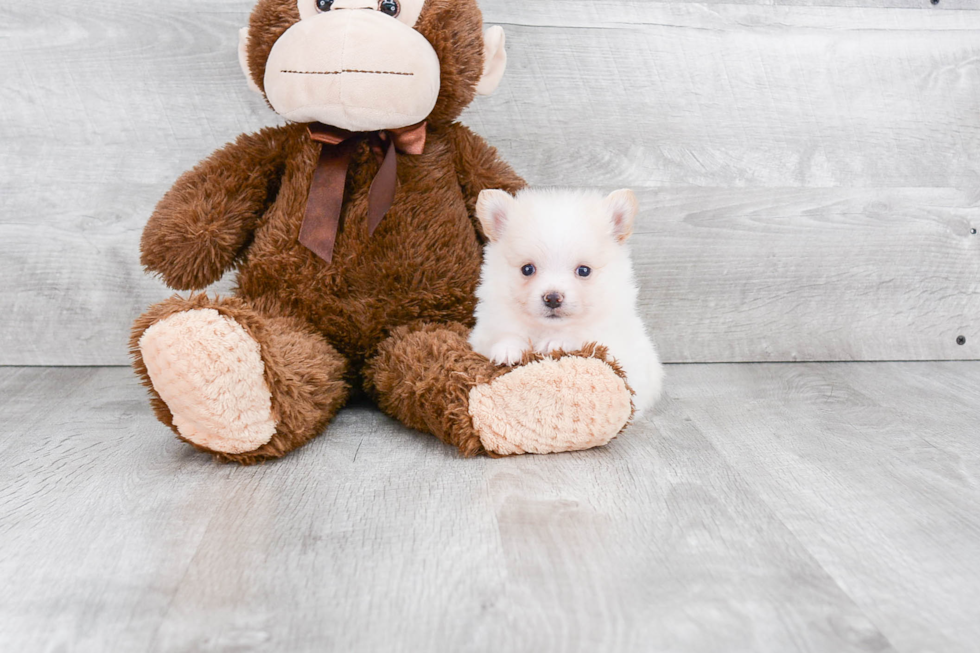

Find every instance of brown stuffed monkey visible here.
[131,0,634,464]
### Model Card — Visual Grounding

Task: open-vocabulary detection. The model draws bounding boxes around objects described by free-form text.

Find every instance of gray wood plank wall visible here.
[1,1,977,365]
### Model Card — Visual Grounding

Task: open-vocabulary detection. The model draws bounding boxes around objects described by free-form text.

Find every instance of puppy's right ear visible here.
[476,190,516,242]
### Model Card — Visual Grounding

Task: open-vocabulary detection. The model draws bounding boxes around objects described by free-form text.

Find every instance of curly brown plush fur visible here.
[365,333,635,459]
[133,1,634,464]
[131,293,349,464]
[364,322,504,457]
[132,0,532,463]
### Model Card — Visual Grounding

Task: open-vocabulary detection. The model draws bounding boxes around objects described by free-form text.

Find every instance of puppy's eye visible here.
[576,266,592,278]
[379,0,400,16]
[521,264,536,277]
[316,0,334,11]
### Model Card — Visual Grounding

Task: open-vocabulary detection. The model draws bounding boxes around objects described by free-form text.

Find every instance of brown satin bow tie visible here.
[300,121,427,264]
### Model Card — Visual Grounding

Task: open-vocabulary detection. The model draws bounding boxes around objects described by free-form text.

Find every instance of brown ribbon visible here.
[300,121,427,264]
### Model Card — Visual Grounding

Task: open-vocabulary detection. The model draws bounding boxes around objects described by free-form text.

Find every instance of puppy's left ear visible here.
[605,189,639,243]
[477,189,517,241]
[476,27,508,96]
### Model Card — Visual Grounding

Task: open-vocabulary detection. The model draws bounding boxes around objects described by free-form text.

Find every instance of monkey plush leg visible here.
[131,295,349,465]
[467,346,635,456]
[364,324,634,457]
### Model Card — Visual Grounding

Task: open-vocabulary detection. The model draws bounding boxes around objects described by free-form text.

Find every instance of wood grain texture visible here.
[2,363,978,651]
[779,0,978,9]
[674,362,980,653]
[1,1,979,365]
[634,187,979,362]
[0,1,268,367]
[509,0,980,9]
[554,0,980,8]
[474,2,980,189]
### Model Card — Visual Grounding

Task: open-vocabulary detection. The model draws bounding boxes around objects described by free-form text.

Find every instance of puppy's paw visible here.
[490,341,527,367]
[540,339,578,355]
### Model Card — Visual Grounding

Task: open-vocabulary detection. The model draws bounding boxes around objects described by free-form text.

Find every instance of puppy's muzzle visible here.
[543,292,564,309]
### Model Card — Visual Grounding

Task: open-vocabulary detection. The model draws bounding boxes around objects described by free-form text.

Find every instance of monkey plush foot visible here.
[468,350,634,456]
[139,309,277,455]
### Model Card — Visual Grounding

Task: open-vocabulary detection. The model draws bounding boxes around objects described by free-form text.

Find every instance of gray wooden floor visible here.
[1,363,977,653]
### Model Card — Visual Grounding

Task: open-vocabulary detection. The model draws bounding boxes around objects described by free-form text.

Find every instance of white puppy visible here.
[469,188,665,418]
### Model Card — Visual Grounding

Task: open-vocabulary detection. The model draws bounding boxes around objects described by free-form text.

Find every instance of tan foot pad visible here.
[469,356,633,456]
[139,309,277,455]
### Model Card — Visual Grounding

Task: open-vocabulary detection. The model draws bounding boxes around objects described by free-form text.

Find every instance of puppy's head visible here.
[476,188,639,325]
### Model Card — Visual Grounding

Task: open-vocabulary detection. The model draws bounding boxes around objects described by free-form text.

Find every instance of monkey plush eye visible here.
[576,266,592,278]
[521,264,536,277]
[379,0,400,16]
[316,0,334,11]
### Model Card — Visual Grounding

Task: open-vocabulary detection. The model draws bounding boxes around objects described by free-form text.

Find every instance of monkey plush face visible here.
[240,0,508,132]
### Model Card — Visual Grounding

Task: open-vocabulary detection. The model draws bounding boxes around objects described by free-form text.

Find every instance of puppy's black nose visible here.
[543,292,564,309]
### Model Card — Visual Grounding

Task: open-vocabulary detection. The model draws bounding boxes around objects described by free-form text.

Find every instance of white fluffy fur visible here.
[470,188,665,418]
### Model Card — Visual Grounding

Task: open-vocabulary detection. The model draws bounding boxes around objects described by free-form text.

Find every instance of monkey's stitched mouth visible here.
[281,69,415,77]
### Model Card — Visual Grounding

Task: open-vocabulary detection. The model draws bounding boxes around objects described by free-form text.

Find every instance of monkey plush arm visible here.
[140,126,292,291]
[448,123,526,239]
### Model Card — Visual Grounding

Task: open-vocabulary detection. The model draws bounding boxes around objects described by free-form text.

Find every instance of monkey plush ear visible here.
[605,189,640,243]
[238,27,263,95]
[476,26,508,97]
[477,189,517,241]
